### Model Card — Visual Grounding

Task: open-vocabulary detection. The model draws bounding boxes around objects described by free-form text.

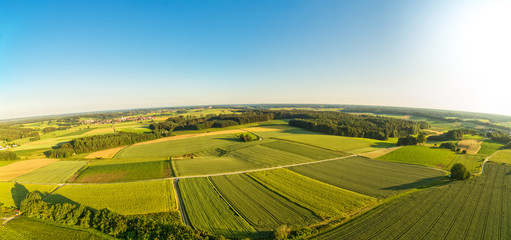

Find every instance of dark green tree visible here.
[417,132,427,144]
[450,163,470,180]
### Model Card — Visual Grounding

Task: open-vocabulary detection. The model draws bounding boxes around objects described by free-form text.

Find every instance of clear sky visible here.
[1,0,510,119]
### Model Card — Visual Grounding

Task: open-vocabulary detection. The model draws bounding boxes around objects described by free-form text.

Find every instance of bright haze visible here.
[1,0,510,119]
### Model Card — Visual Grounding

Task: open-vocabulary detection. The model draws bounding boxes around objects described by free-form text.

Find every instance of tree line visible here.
[428,129,478,141]
[20,192,219,240]
[487,131,511,148]
[0,125,36,142]
[0,151,17,160]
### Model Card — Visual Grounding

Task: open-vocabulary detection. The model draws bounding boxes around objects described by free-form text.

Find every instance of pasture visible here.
[44,180,176,215]
[177,178,256,238]
[0,217,113,240]
[312,163,511,240]
[248,169,377,220]
[478,140,505,156]
[0,158,58,181]
[210,174,321,231]
[71,160,170,183]
[290,156,445,198]
[0,183,57,207]
[13,160,88,183]
[377,145,457,169]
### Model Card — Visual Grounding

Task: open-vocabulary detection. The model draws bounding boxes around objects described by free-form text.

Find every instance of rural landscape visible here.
[2,0,510,239]
[1,105,511,239]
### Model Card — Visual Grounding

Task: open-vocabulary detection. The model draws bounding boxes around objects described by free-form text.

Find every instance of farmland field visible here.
[177,178,256,238]
[259,140,347,160]
[0,217,113,240]
[490,150,511,164]
[312,163,511,240]
[13,160,88,183]
[228,145,317,167]
[84,146,127,159]
[44,180,176,215]
[173,156,257,176]
[71,159,170,183]
[447,154,484,173]
[478,140,505,156]
[457,139,482,155]
[248,169,377,220]
[0,158,58,181]
[290,156,445,198]
[377,145,457,169]
[0,182,57,207]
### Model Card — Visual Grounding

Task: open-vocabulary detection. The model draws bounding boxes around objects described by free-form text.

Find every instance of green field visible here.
[210,174,321,231]
[447,154,485,173]
[13,161,88,183]
[290,156,445,198]
[312,163,511,240]
[478,140,505,156]
[377,145,457,169]
[228,145,317,167]
[44,180,176,215]
[248,169,376,220]
[0,182,57,207]
[173,156,257,176]
[489,150,511,164]
[259,140,347,160]
[0,217,113,240]
[71,160,171,183]
[177,178,256,238]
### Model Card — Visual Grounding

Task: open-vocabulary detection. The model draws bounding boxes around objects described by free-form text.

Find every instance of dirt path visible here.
[476,151,500,176]
[173,179,191,226]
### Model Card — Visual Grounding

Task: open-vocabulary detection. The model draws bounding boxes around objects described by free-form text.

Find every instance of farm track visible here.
[173,179,190,226]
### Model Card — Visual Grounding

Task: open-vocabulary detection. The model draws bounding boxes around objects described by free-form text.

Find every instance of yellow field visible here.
[85,146,127,159]
[133,127,278,146]
[457,139,482,155]
[358,146,402,159]
[489,150,511,164]
[0,159,59,181]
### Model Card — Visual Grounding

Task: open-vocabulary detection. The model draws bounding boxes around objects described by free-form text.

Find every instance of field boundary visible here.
[476,150,500,176]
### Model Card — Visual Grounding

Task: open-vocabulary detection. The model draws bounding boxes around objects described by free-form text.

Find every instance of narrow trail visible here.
[476,150,500,176]
[173,179,191,226]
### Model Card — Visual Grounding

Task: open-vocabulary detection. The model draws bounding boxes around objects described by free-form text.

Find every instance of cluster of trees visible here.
[487,131,511,148]
[450,163,470,180]
[0,151,17,160]
[0,125,36,142]
[428,129,477,141]
[47,132,162,158]
[239,133,258,142]
[20,192,215,239]
[281,110,428,140]
[397,132,428,146]
[42,127,58,133]
[150,112,275,132]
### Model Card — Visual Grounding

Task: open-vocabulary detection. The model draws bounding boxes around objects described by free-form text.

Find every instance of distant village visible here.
[0,144,18,151]
[79,116,157,125]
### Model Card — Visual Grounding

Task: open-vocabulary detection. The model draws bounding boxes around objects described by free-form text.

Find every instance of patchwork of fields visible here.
[312,163,511,240]
[0,158,58,181]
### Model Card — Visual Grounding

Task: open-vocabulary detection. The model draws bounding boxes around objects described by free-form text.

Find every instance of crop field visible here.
[58,128,95,137]
[44,180,175,215]
[177,178,256,238]
[457,139,482,155]
[272,133,397,154]
[489,150,511,164]
[173,156,257,176]
[290,156,445,198]
[0,159,58,181]
[447,154,484,173]
[84,146,127,159]
[478,140,505,156]
[248,169,377,220]
[13,161,88,183]
[0,217,113,240]
[0,182,57,207]
[209,174,321,231]
[259,141,347,160]
[358,146,401,159]
[228,145,317,167]
[377,145,457,169]
[312,163,511,240]
[71,160,170,183]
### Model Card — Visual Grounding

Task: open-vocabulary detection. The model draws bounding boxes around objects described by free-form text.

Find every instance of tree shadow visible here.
[382,176,446,191]
[11,183,29,208]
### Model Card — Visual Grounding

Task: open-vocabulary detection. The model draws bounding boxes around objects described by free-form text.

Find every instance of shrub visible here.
[450,163,470,180]
[397,136,417,146]
[274,225,292,240]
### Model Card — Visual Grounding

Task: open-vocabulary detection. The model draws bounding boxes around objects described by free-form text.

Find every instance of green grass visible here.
[209,174,321,231]
[248,169,377,220]
[377,145,457,169]
[72,160,170,183]
[478,140,505,156]
[290,156,445,199]
[272,133,397,154]
[115,134,240,159]
[178,178,256,238]
[489,150,511,164]
[58,128,95,137]
[13,161,88,183]
[448,154,485,173]
[0,182,57,207]
[312,163,511,240]
[173,157,257,177]
[228,145,317,167]
[260,140,347,160]
[0,217,113,240]
[44,180,176,215]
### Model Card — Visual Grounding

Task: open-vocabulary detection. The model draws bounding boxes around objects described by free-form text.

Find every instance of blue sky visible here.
[1,0,510,119]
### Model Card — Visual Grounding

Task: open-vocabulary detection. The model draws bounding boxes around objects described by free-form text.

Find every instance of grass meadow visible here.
[377,145,457,169]
[44,180,176,215]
